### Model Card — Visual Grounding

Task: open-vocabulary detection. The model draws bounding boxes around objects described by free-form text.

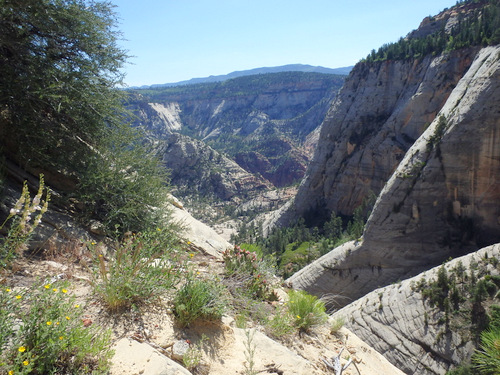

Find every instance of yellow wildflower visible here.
[65,316,70,320]
[15,295,21,300]
[189,253,194,258]
[9,370,14,375]
[296,315,301,319]
[44,284,50,289]
[46,321,52,326]
[23,360,29,366]
[52,288,58,292]
[5,288,11,292]
[18,346,26,353]
[59,336,64,340]
[74,304,80,308]
[62,289,68,293]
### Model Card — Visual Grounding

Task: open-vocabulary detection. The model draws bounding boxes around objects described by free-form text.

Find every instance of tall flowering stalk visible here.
[0,175,50,268]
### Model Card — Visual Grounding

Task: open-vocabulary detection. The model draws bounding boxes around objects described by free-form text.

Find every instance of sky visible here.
[112,0,458,87]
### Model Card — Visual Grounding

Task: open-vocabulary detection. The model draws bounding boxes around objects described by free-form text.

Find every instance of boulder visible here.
[110,337,191,375]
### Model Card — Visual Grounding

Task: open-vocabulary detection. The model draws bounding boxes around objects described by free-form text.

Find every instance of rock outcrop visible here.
[287,45,500,305]
[155,132,270,201]
[274,45,480,227]
[333,244,500,374]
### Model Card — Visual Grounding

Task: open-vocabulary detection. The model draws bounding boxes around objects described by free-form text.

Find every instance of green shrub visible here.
[182,335,207,372]
[0,176,50,269]
[173,277,226,327]
[223,245,258,276]
[287,290,328,332]
[90,227,183,312]
[0,0,127,181]
[473,326,500,375]
[77,124,172,235]
[0,281,112,374]
[446,364,475,375]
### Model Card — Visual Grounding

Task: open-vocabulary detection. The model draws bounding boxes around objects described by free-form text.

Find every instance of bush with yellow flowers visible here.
[0,281,112,374]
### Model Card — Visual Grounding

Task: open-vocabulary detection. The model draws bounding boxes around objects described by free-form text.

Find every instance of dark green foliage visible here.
[422,265,451,309]
[472,325,500,374]
[427,115,448,151]
[237,194,376,278]
[363,0,500,63]
[76,124,171,233]
[0,0,127,173]
[446,364,477,375]
[0,0,174,235]
[419,255,500,373]
[449,305,500,374]
[489,305,500,329]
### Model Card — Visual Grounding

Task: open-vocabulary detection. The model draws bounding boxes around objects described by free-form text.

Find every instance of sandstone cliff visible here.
[333,243,500,374]
[273,46,480,227]
[287,45,500,304]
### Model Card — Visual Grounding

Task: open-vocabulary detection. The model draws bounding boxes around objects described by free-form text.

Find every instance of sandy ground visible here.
[4,250,405,375]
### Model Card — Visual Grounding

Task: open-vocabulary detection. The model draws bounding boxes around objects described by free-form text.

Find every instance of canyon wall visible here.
[287,45,500,306]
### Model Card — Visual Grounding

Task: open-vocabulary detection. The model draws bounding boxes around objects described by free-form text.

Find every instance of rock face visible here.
[287,45,500,305]
[156,133,270,201]
[168,195,232,259]
[333,244,500,375]
[110,338,191,375]
[275,46,480,226]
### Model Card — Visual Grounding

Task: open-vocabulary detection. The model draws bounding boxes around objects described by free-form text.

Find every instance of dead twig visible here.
[321,347,353,375]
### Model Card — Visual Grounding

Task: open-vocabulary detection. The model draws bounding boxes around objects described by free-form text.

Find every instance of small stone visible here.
[171,340,190,361]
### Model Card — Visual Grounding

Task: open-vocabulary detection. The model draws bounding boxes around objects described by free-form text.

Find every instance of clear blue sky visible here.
[112,0,458,87]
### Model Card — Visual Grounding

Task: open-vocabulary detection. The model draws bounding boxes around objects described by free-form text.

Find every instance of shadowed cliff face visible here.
[287,45,500,306]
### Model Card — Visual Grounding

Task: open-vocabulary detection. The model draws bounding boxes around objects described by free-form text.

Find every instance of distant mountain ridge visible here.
[135,64,352,89]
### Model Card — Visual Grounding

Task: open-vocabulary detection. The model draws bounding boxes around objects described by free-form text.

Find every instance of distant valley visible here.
[127,69,347,229]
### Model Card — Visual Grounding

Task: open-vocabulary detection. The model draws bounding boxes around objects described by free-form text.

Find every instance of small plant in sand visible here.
[243,329,257,375]
[182,334,208,372]
[173,276,226,327]
[265,304,295,338]
[0,176,50,269]
[0,281,112,374]
[330,316,345,334]
[90,227,183,312]
[287,289,328,332]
